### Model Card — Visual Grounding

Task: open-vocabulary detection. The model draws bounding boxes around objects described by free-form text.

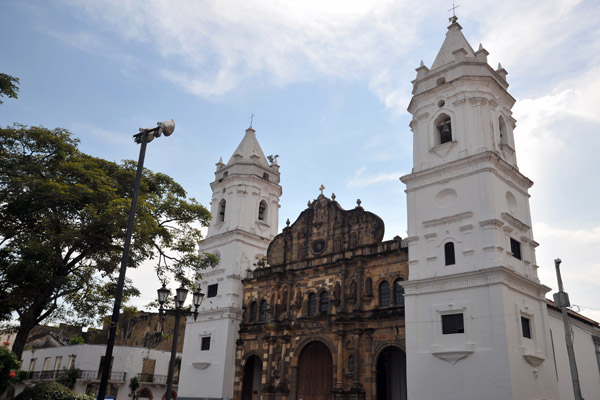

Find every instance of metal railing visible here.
[78,370,127,382]
[137,373,176,385]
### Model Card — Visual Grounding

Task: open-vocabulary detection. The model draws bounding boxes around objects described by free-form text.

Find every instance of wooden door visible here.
[297,341,333,400]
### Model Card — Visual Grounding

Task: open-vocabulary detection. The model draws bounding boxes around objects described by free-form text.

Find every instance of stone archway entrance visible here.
[376,346,406,400]
[241,355,262,400]
[297,341,333,400]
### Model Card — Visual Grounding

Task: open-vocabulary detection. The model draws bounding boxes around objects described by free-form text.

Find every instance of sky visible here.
[1,0,600,322]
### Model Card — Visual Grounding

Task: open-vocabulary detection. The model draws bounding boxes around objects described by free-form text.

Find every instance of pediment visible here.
[267,195,385,266]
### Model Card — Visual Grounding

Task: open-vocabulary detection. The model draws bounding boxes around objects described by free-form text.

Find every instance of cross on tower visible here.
[448,1,459,23]
[319,184,325,195]
[249,112,255,127]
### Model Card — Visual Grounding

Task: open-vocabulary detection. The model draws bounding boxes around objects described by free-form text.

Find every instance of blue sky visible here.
[1,0,600,321]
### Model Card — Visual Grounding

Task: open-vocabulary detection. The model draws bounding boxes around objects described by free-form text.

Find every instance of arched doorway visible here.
[297,341,333,400]
[241,355,262,400]
[376,346,406,400]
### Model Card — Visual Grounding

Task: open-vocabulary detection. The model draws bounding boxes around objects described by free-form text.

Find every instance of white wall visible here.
[17,344,179,400]
[546,307,600,400]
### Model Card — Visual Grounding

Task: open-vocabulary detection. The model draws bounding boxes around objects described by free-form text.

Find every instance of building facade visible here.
[15,311,186,400]
[18,344,177,400]
[233,194,408,400]
[178,126,282,400]
[400,20,558,399]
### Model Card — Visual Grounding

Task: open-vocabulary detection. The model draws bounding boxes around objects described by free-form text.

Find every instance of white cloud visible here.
[347,167,406,188]
[534,222,600,320]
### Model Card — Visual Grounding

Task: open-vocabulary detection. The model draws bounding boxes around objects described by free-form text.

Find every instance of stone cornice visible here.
[400,266,549,299]
[501,212,531,232]
[199,228,273,250]
[401,151,533,193]
[423,212,473,228]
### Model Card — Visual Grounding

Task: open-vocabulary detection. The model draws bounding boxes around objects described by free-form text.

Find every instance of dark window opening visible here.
[510,238,522,260]
[258,200,267,221]
[201,336,211,351]
[319,291,329,315]
[521,316,532,339]
[442,313,464,334]
[207,284,218,298]
[379,281,391,307]
[435,114,452,145]
[263,172,269,181]
[308,293,317,316]
[249,301,257,322]
[347,355,355,374]
[219,199,226,222]
[444,242,456,266]
[394,278,405,306]
[259,300,268,322]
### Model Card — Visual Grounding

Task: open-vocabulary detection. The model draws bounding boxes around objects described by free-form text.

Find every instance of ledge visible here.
[192,362,211,370]
[523,354,545,368]
[432,349,473,365]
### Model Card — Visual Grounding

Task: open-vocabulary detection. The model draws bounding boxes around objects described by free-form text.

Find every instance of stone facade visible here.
[234,194,408,400]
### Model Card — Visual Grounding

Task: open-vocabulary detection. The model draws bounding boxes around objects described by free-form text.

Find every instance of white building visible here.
[17,344,177,400]
[546,302,600,400]
[178,126,282,400]
[400,19,598,400]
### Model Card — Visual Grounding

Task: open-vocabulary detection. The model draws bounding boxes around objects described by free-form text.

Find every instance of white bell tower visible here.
[400,21,558,399]
[179,125,281,400]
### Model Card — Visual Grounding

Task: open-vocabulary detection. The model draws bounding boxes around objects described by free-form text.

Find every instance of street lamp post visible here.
[157,284,204,400]
[97,120,175,400]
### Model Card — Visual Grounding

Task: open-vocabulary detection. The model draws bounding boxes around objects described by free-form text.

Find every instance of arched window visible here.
[499,116,508,145]
[219,199,226,222]
[249,301,257,322]
[348,280,357,303]
[347,355,355,374]
[258,200,267,221]
[435,113,452,145]
[379,281,391,307]
[365,277,373,296]
[259,299,268,322]
[444,242,455,266]
[319,291,329,315]
[308,293,317,316]
[394,278,405,306]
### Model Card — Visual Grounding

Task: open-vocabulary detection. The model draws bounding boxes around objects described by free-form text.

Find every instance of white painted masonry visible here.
[178,126,281,400]
[16,344,175,400]
[401,21,559,399]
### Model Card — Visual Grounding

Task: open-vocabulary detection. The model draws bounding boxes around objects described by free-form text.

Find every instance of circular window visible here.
[437,99,445,108]
[311,240,326,254]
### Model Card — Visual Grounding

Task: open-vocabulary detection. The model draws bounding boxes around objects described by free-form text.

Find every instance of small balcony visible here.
[77,370,127,382]
[137,373,177,385]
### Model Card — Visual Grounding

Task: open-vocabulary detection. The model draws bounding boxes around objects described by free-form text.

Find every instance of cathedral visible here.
[178,20,600,400]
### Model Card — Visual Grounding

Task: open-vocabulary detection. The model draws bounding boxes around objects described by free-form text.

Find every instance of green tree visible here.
[14,381,94,400]
[0,73,19,104]
[0,346,20,397]
[0,124,217,359]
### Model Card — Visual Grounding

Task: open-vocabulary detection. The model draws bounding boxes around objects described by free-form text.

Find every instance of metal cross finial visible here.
[249,112,255,127]
[448,1,459,23]
[319,184,325,195]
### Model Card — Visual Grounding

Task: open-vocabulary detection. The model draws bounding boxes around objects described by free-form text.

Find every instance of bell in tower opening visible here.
[438,117,452,144]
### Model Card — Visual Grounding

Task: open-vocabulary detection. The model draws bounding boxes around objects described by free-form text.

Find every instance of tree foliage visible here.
[0,73,19,104]
[14,381,94,400]
[0,124,216,358]
[0,345,20,397]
